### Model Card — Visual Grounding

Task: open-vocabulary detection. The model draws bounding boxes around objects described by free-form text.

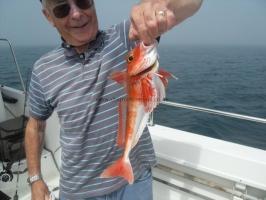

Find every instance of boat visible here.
[0,38,266,200]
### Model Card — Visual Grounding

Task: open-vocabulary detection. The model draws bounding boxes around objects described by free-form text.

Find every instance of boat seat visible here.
[1,92,18,104]
[0,91,7,123]
[0,115,28,162]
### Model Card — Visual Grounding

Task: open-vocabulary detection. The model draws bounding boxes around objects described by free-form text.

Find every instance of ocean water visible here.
[0,44,266,150]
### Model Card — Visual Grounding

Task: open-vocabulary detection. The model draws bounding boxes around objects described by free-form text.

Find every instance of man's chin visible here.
[73,32,97,43]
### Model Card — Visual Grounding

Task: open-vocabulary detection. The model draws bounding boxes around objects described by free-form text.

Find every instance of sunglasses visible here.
[52,0,94,18]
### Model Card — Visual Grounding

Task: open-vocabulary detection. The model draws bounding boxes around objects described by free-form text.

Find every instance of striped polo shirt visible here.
[29,20,156,199]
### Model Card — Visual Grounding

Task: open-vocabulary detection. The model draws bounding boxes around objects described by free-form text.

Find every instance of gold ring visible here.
[156,10,166,17]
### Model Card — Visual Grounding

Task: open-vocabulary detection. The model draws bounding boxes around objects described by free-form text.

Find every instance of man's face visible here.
[43,0,98,47]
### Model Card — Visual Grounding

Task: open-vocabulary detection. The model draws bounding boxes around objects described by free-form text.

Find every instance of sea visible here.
[0,44,266,150]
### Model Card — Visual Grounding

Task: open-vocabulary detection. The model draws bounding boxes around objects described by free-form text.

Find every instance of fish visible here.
[100,41,173,184]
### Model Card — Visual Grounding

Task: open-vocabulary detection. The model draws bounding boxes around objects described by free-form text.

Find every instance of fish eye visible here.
[127,55,134,63]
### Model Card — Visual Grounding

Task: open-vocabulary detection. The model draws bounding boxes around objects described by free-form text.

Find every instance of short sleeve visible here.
[28,69,53,120]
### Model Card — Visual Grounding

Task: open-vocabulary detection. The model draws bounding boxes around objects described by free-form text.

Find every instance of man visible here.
[25,0,202,200]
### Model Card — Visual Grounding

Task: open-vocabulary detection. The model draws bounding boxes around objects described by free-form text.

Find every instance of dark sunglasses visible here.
[52,0,94,18]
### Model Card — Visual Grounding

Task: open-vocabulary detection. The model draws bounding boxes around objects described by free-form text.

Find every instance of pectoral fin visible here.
[158,69,176,86]
[141,77,156,112]
[110,71,127,85]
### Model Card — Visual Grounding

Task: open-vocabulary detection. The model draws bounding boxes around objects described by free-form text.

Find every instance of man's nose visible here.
[69,3,82,19]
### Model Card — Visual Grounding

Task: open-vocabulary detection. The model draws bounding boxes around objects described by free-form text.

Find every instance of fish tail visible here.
[100,157,134,184]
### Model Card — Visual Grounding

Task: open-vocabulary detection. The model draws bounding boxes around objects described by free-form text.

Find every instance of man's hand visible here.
[129,0,203,45]
[31,180,51,200]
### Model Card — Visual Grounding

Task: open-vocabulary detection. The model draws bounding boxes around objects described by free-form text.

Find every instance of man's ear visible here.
[42,9,55,27]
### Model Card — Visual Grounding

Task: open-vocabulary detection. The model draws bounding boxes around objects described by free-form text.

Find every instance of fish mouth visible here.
[132,60,158,78]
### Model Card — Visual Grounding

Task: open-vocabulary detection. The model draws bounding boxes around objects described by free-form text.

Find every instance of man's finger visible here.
[130,4,153,44]
[143,9,158,40]
[129,23,138,40]
[155,9,168,35]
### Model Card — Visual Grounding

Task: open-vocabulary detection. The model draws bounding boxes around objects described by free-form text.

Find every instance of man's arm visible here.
[25,117,50,200]
[129,0,203,44]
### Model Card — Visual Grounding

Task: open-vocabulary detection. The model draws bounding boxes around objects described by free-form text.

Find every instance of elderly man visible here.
[25,0,202,199]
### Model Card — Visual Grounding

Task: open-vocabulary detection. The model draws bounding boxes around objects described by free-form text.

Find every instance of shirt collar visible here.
[61,31,105,58]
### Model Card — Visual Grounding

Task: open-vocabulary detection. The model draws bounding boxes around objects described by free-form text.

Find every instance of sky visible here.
[0,0,266,47]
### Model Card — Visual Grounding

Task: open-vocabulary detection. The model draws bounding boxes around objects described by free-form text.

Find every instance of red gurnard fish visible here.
[100,42,173,184]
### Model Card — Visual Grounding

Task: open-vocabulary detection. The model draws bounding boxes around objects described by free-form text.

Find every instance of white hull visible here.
[151,125,266,200]
[1,86,266,200]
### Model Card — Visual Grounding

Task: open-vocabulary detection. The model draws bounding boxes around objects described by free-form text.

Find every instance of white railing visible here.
[163,101,266,123]
[149,100,266,126]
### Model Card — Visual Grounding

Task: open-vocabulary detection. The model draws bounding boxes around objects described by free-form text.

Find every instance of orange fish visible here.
[100,42,173,184]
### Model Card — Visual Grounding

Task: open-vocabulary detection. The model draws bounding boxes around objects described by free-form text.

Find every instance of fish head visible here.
[127,42,158,77]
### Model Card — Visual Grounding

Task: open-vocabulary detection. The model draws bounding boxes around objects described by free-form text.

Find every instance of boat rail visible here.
[149,100,266,125]
[0,38,26,92]
[150,100,266,200]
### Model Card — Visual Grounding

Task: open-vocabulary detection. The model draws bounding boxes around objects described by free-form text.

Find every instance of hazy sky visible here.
[0,0,266,46]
